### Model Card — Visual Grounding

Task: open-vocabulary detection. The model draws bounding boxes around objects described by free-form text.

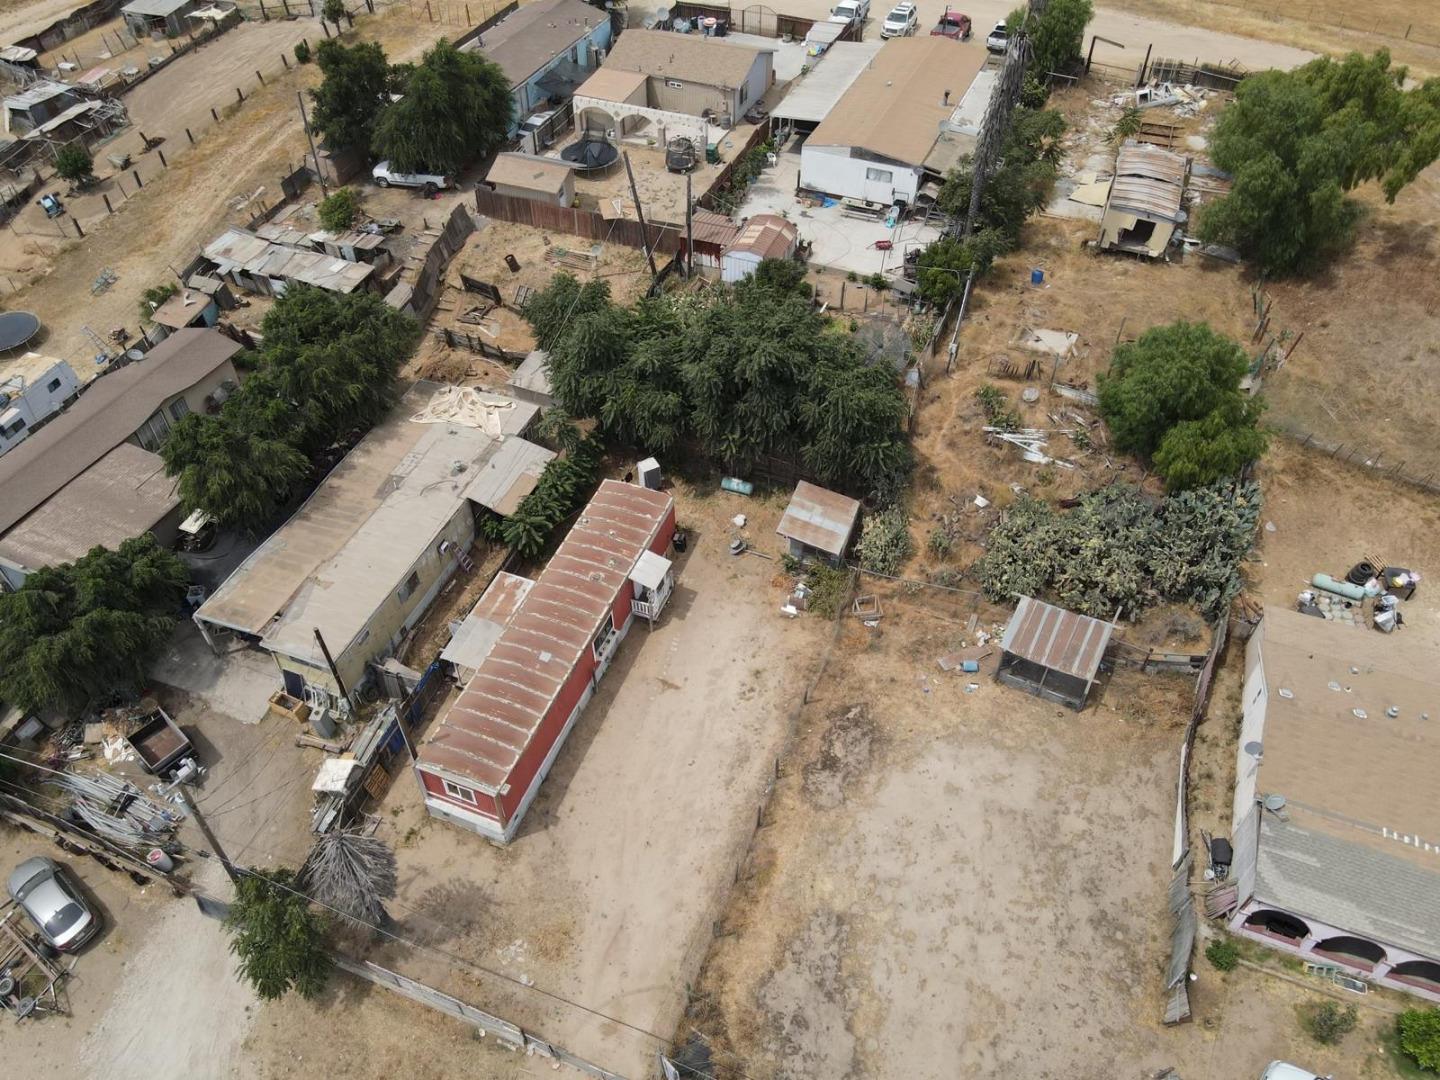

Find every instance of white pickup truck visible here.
[828,0,869,24]
[371,161,453,194]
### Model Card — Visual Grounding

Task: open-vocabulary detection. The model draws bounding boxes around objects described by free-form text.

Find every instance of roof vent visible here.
[1353,708,1368,720]
[1277,688,1293,699]
[539,650,553,663]
[1386,705,1400,718]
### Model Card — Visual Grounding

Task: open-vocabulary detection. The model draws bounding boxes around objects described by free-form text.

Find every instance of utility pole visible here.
[177,785,239,885]
[313,626,347,701]
[296,91,328,197]
[684,170,694,280]
[622,150,659,281]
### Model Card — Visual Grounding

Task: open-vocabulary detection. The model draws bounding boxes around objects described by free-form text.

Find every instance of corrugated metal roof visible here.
[689,208,740,247]
[440,572,535,671]
[418,480,673,793]
[462,435,555,516]
[1105,140,1187,221]
[203,227,375,294]
[771,40,884,125]
[775,480,859,557]
[724,213,797,261]
[121,0,195,17]
[999,596,1113,682]
[508,350,553,397]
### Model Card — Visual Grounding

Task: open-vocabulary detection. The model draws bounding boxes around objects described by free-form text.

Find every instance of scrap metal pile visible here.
[46,770,184,852]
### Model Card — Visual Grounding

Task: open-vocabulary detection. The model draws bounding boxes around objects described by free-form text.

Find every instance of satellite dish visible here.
[656,4,670,18]
[642,15,656,28]
[1243,740,1262,758]
[1263,793,1287,812]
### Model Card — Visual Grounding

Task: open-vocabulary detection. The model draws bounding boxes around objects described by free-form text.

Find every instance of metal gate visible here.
[736,3,777,35]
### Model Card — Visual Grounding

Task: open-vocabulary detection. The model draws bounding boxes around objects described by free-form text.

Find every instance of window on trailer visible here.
[397,570,421,602]
[442,779,477,804]
[592,612,617,660]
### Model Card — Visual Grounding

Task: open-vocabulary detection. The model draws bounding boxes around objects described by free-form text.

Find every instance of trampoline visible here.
[0,311,41,355]
[561,137,620,175]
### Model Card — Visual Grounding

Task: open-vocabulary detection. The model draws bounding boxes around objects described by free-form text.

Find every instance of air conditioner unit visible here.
[666,79,684,89]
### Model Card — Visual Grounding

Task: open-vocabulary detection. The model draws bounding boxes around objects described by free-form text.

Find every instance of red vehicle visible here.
[930,8,971,38]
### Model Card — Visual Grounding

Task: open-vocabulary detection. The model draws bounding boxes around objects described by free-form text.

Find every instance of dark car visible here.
[7,857,99,952]
[666,137,697,174]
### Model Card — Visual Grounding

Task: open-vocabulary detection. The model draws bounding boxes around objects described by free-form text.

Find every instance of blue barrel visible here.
[1030,268,1045,285]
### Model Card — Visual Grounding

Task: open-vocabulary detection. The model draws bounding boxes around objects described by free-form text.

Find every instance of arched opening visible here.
[1313,935,1386,971]
[1389,960,1440,995]
[1243,908,1310,943]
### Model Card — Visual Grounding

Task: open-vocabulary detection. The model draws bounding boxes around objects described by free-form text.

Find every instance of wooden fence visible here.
[474,187,683,254]
[696,123,772,213]
[1145,56,1247,90]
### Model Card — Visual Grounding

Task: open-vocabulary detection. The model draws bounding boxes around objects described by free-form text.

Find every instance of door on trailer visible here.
[862,165,895,204]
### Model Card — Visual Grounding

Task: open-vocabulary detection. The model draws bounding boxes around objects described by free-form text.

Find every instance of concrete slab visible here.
[150,621,279,724]
[735,147,941,276]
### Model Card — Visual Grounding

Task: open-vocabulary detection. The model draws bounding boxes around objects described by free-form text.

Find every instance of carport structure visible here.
[996,596,1114,710]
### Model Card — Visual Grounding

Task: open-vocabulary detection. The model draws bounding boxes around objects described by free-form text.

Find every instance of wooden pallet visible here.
[1137,121,1181,149]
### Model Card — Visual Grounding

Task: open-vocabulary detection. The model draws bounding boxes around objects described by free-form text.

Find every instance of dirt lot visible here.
[0,3,455,363]
[316,479,829,1077]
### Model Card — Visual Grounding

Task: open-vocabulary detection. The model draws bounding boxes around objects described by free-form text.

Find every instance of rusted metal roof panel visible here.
[418,479,673,793]
[1000,595,1114,682]
[1106,140,1187,220]
[776,480,861,557]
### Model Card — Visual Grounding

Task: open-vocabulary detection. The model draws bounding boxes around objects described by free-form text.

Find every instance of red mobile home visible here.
[414,479,678,841]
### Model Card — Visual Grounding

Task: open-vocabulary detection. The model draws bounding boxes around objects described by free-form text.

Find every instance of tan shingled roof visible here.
[485,153,572,194]
[601,28,765,90]
[807,36,987,166]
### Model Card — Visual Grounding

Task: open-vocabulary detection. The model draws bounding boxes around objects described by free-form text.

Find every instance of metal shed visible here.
[996,596,1114,710]
[776,480,860,563]
[1097,140,1189,258]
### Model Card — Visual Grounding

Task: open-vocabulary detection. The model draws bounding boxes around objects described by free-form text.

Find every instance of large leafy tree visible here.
[161,287,418,529]
[1017,0,1093,79]
[308,40,398,157]
[531,266,911,497]
[0,535,188,713]
[1098,321,1268,489]
[372,39,513,173]
[225,868,332,1000]
[1199,50,1440,274]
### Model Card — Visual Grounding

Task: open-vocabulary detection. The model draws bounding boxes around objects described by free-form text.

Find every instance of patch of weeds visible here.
[1205,937,1240,971]
[1302,1000,1358,1045]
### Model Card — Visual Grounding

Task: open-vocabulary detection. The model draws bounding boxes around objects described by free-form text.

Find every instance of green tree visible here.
[1025,0,1093,80]
[160,287,418,528]
[372,38,513,174]
[0,536,188,714]
[225,868,332,1001]
[1199,50,1440,274]
[1151,398,1268,491]
[54,143,94,185]
[309,40,395,156]
[317,187,359,231]
[1098,321,1267,489]
[322,0,346,27]
[1399,1008,1440,1072]
[138,281,178,324]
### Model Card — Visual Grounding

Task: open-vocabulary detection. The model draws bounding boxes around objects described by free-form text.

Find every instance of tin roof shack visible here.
[776,480,859,564]
[721,213,798,282]
[0,330,240,588]
[415,480,677,843]
[799,36,988,207]
[201,227,378,298]
[462,0,614,135]
[996,596,1114,710]
[2,82,82,135]
[121,0,204,37]
[483,153,575,207]
[193,383,546,711]
[1227,607,1440,999]
[1097,141,1189,258]
[147,288,220,342]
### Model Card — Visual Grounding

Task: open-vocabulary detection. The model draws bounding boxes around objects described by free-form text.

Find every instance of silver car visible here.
[7,857,98,952]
